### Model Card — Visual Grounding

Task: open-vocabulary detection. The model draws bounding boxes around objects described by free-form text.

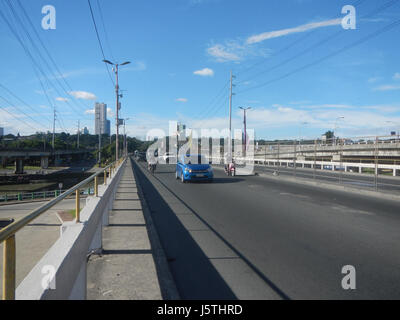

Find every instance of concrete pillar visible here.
[393,169,396,177]
[14,158,24,174]
[40,156,49,169]
[359,166,362,174]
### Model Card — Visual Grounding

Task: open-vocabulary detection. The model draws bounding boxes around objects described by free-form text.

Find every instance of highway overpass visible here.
[0,149,92,173]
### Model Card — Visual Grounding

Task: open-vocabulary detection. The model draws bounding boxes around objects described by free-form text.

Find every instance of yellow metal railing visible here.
[0,157,126,300]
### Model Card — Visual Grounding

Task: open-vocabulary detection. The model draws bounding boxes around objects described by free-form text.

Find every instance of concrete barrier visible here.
[15,161,125,300]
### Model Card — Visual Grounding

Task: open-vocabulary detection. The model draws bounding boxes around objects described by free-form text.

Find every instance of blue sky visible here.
[0,0,400,140]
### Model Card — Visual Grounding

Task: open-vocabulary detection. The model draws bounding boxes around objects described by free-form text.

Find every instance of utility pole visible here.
[102,60,131,162]
[115,64,120,161]
[123,118,130,157]
[239,107,251,157]
[228,70,235,163]
[77,120,80,149]
[123,118,126,157]
[97,111,101,166]
[52,108,56,150]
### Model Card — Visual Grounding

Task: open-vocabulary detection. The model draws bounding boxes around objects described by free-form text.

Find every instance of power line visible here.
[16,0,94,114]
[0,83,52,124]
[238,18,400,94]
[6,0,90,121]
[236,0,367,78]
[0,94,49,130]
[237,0,397,86]
[96,0,115,62]
[87,0,116,86]
[0,104,42,132]
[192,80,229,120]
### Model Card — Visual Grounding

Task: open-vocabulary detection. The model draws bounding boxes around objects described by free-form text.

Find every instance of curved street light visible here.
[102,59,131,161]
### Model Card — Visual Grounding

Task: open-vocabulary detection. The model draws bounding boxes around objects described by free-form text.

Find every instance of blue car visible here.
[176,154,213,183]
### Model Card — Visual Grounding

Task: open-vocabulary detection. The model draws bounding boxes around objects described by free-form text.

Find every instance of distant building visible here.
[83,127,89,135]
[0,127,3,137]
[94,102,110,136]
[106,120,111,136]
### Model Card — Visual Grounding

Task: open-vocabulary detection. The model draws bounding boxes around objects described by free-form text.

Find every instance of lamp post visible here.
[102,60,130,161]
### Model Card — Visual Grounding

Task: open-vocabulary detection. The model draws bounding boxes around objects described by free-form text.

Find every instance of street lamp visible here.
[333,116,344,145]
[102,59,131,161]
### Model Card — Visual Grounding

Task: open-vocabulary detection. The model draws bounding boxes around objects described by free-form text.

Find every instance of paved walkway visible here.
[87,160,162,300]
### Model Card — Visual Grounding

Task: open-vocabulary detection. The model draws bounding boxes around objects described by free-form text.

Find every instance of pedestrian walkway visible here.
[87,159,162,299]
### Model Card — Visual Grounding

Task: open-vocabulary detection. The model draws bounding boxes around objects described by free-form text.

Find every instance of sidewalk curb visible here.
[130,158,180,300]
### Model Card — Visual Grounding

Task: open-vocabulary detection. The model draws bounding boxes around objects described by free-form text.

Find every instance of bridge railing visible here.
[0,157,125,300]
[0,189,96,203]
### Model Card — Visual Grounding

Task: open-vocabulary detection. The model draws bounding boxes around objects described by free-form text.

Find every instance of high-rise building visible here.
[94,102,110,136]
[0,127,4,137]
[83,127,89,135]
[106,120,110,136]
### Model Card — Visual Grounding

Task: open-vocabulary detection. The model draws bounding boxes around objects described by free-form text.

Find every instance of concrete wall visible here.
[15,161,125,300]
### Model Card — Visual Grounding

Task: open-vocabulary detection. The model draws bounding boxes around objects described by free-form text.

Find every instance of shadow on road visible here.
[133,161,237,299]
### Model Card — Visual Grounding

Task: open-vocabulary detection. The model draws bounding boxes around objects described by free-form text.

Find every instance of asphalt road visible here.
[134,160,400,299]
[254,165,400,193]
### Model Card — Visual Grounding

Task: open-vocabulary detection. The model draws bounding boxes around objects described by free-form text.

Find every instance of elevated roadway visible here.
[134,161,400,299]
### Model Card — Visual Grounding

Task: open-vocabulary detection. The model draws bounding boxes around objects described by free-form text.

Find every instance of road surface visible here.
[253,164,400,193]
[133,160,400,299]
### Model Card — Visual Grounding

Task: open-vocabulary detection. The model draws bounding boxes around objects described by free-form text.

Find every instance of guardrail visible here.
[0,157,125,300]
[0,189,96,203]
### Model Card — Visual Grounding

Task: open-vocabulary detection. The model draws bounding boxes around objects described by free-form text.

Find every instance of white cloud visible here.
[207,43,241,62]
[206,18,342,63]
[246,18,341,44]
[69,91,97,100]
[194,68,214,77]
[373,84,400,91]
[393,73,400,80]
[85,109,95,115]
[176,98,188,103]
[56,97,69,102]
[368,77,381,83]
[207,40,271,63]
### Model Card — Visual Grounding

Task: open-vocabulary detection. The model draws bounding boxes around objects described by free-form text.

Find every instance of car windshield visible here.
[183,155,207,165]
